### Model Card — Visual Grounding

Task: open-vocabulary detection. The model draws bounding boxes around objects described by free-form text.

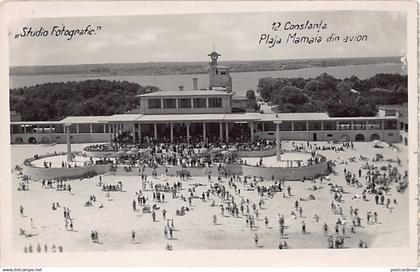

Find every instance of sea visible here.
[10,63,406,96]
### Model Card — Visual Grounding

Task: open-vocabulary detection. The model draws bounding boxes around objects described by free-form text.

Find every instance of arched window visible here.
[355,134,365,141]
[370,134,380,141]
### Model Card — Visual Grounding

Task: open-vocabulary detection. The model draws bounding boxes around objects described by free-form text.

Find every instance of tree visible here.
[304,80,322,92]
[10,79,151,121]
[277,86,308,105]
[245,90,258,110]
[255,73,406,116]
[246,90,256,100]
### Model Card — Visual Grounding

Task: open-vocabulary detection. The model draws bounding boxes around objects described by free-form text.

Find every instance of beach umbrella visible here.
[126,150,133,155]
[199,147,209,154]
[130,147,138,152]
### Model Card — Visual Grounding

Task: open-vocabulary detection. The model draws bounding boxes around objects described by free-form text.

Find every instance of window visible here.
[217,69,227,75]
[323,121,337,131]
[11,125,23,134]
[208,97,222,108]
[179,98,191,108]
[263,122,276,131]
[337,122,351,130]
[92,124,104,133]
[53,125,64,133]
[78,124,90,133]
[327,134,333,137]
[294,121,307,131]
[279,121,292,131]
[384,120,397,130]
[163,99,176,109]
[69,124,78,133]
[366,120,381,130]
[308,121,321,131]
[352,121,367,130]
[148,98,161,109]
[193,98,207,108]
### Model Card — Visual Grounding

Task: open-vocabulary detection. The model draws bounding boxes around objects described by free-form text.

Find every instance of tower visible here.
[208,51,232,92]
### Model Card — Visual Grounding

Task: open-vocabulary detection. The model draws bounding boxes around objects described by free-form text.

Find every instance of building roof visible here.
[59,116,110,124]
[10,121,62,125]
[261,112,330,122]
[268,112,398,123]
[378,104,408,111]
[10,112,400,125]
[223,113,260,121]
[138,90,231,97]
[100,114,143,122]
[232,96,248,101]
[138,114,227,122]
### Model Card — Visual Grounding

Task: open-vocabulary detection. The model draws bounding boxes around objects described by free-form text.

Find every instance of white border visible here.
[0,1,418,267]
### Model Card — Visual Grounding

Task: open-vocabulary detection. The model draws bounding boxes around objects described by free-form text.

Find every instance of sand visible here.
[11,141,409,252]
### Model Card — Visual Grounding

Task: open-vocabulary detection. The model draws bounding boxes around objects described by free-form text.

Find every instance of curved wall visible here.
[240,160,329,181]
[236,148,276,157]
[21,151,328,181]
[22,164,110,180]
[22,152,109,180]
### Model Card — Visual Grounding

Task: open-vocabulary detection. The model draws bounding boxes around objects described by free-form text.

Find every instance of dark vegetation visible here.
[257,73,407,117]
[10,80,158,121]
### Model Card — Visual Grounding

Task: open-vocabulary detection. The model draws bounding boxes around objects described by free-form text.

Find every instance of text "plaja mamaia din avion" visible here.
[259,20,368,48]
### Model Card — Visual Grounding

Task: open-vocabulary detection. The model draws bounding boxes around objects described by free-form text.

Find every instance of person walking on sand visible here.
[169,227,173,240]
[213,214,217,225]
[131,230,136,243]
[132,200,136,211]
[254,233,259,247]
[301,221,306,234]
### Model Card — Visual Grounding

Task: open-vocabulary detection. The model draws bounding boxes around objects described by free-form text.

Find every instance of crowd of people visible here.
[23,243,64,253]
[14,138,408,251]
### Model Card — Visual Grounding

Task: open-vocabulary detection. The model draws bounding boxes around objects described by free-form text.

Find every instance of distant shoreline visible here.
[10,56,402,77]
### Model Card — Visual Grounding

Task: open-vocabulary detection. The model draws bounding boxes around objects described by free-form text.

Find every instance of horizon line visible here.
[10,55,404,69]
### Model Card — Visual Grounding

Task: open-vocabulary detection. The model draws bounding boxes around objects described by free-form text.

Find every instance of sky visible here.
[9,11,407,66]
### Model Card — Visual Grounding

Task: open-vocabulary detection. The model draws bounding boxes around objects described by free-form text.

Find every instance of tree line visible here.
[9,73,407,121]
[257,73,407,117]
[10,80,158,121]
